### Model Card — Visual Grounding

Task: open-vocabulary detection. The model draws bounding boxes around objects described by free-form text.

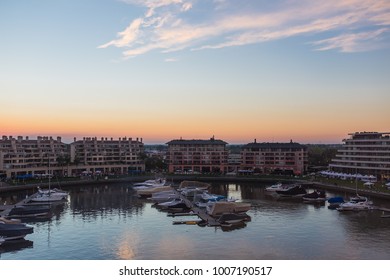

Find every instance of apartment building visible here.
[240,140,308,175]
[0,136,68,179]
[329,132,390,180]
[70,137,145,175]
[0,136,145,179]
[166,137,229,174]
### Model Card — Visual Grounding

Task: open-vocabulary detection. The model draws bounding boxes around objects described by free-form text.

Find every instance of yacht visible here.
[302,190,326,202]
[265,183,286,192]
[0,217,34,241]
[275,184,306,197]
[337,196,373,211]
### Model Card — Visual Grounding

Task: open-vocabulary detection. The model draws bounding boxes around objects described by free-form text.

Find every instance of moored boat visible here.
[275,184,306,197]
[327,196,345,209]
[156,198,190,210]
[30,192,68,202]
[336,196,373,211]
[265,182,286,192]
[136,186,173,198]
[148,190,180,203]
[0,218,34,241]
[133,178,166,190]
[302,190,326,202]
[206,201,251,217]
[6,204,52,219]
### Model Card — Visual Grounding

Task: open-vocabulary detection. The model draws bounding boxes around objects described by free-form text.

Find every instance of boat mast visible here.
[48,155,51,196]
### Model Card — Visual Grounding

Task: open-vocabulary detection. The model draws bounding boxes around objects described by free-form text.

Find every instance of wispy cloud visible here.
[164,57,178,62]
[312,28,389,52]
[99,0,390,57]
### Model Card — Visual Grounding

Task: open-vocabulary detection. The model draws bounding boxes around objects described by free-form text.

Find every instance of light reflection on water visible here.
[1,182,390,260]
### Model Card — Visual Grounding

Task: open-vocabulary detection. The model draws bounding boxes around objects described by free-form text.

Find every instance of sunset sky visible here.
[1,0,389,144]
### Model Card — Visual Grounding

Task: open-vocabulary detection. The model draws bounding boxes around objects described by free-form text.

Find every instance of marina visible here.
[2,180,390,259]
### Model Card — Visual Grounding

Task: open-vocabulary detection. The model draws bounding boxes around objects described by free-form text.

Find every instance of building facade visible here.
[329,132,390,180]
[0,136,145,179]
[70,137,145,175]
[166,138,229,174]
[240,140,308,175]
[0,136,68,179]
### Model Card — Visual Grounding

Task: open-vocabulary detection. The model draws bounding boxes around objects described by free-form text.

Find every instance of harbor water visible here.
[2,181,390,260]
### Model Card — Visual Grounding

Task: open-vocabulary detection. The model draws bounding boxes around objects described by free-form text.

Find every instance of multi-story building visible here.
[0,136,68,179]
[166,137,228,174]
[70,137,145,175]
[0,136,145,179]
[329,132,390,180]
[240,140,308,175]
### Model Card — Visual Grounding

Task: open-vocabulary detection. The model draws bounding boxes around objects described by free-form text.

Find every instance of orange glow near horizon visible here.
[2,98,389,144]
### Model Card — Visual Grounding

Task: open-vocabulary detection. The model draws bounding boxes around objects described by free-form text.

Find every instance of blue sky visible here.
[1,0,389,144]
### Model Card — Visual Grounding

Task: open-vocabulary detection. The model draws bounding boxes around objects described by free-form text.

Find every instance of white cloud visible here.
[100,0,390,57]
[98,18,143,48]
[312,28,389,52]
[164,57,178,62]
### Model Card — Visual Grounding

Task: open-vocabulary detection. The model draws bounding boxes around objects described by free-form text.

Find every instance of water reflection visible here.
[69,185,145,220]
[0,239,33,255]
[1,182,390,259]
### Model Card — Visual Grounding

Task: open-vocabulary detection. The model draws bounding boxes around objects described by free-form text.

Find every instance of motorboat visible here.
[217,213,251,223]
[30,192,68,202]
[337,196,373,211]
[207,201,251,217]
[327,196,345,209]
[0,237,5,246]
[180,187,208,197]
[6,204,52,219]
[302,190,326,202]
[148,190,180,203]
[136,186,173,198]
[156,198,189,210]
[193,192,231,208]
[0,217,34,241]
[133,178,166,189]
[275,184,306,197]
[37,186,68,197]
[265,183,286,192]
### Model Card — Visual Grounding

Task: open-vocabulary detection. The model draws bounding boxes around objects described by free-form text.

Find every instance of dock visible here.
[166,190,221,227]
[0,195,33,217]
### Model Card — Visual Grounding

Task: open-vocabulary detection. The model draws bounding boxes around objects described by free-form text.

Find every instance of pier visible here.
[165,189,221,227]
[0,195,33,217]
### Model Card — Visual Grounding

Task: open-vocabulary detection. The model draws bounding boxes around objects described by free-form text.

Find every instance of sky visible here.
[0,0,389,144]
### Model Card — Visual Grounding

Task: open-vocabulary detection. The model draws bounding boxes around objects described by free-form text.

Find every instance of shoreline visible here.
[1,174,390,200]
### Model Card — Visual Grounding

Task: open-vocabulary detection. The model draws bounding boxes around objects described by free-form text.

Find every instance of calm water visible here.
[2,181,390,260]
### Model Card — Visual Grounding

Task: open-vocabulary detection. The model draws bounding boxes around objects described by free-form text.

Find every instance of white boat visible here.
[180,187,209,197]
[156,198,189,210]
[37,186,68,196]
[206,201,251,217]
[337,196,373,211]
[0,237,5,245]
[148,190,180,203]
[194,192,231,208]
[30,159,68,203]
[265,183,285,192]
[136,186,173,198]
[133,178,166,189]
[30,190,68,202]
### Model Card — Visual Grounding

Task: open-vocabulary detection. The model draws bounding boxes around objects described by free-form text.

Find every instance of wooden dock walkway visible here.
[0,195,33,217]
[168,190,221,227]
